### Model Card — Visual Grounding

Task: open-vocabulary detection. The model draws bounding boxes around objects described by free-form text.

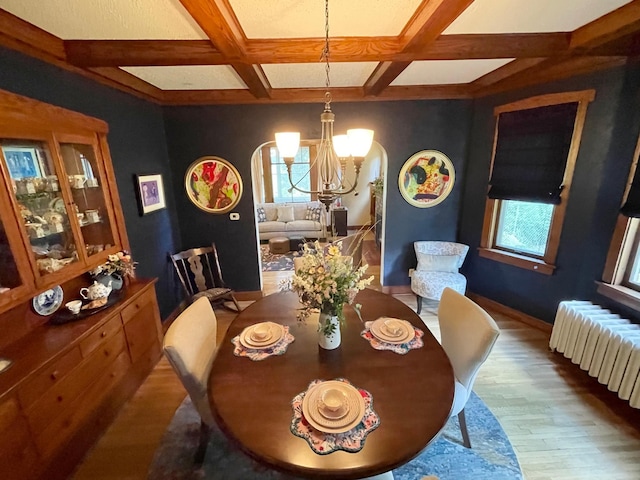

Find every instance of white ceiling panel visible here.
[0,0,207,39]
[121,66,247,90]
[229,0,423,38]
[263,62,378,89]
[391,59,514,86]
[445,0,632,34]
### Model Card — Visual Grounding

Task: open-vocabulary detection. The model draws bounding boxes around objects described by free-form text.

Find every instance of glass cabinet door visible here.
[57,140,117,259]
[0,138,80,276]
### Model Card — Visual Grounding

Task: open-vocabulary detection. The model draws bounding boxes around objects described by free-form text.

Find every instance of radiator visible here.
[550,301,640,408]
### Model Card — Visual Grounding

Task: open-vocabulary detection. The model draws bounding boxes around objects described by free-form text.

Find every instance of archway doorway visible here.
[250,141,388,292]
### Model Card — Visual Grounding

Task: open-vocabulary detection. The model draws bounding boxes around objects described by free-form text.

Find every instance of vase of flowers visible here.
[284,241,373,349]
[90,251,137,290]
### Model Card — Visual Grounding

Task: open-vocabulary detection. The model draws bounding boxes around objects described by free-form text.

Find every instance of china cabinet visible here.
[0,88,128,314]
[0,90,161,480]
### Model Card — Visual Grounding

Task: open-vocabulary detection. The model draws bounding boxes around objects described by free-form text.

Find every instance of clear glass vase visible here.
[318,309,341,350]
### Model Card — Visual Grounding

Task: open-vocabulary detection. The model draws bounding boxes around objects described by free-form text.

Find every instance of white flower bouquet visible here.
[283,240,373,335]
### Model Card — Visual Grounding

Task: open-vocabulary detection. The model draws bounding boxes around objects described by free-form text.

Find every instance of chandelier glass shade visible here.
[274,0,374,211]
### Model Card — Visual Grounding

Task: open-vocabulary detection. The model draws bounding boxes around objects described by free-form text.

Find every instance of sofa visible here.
[257,201,326,241]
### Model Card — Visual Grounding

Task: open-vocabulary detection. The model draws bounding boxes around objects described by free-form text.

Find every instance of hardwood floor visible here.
[72,245,640,480]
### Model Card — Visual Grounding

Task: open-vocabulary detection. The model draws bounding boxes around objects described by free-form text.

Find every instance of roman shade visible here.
[488,102,579,205]
[621,167,640,218]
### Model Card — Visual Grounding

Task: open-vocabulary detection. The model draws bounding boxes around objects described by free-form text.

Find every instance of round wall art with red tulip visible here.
[398,150,455,208]
[185,156,243,214]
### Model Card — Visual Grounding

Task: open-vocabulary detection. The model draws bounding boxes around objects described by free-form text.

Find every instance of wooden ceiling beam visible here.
[364,0,474,96]
[474,56,627,98]
[0,9,65,60]
[178,0,270,98]
[65,40,224,67]
[61,33,637,68]
[570,0,640,49]
[162,84,472,105]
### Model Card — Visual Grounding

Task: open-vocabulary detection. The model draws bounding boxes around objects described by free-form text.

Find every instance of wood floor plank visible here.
[72,240,640,480]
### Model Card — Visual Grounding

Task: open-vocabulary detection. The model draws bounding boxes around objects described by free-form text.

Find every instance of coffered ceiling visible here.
[0,0,638,105]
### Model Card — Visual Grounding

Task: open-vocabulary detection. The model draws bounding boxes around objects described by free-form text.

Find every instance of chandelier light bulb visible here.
[332,134,351,157]
[347,129,374,158]
[275,132,301,158]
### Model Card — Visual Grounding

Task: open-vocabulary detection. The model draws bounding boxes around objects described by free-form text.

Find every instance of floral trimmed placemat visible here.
[361,321,424,354]
[290,378,380,455]
[231,326,295,361]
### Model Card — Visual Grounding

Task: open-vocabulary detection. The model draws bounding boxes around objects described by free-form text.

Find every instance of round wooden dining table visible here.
[208,289,454,479]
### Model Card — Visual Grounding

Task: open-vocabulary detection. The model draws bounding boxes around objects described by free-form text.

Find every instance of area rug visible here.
[147,392,522,480]
[260,244,301,272]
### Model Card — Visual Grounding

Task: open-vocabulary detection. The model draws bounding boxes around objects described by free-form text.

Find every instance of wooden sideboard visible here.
[0,278,162,480]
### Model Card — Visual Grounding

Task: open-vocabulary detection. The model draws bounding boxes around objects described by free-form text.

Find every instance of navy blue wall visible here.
[460,62,640,323]
[0,47,181,319]
[163,100,473,290]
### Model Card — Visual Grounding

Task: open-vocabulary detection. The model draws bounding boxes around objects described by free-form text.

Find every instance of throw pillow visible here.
[416,253,459,273]
[305,205,322,222]
[256,207,267,223]
[277,205,295,223]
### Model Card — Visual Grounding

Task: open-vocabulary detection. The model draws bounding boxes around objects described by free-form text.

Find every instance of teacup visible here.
[251,323,271,341]
[69,174,86,189]
[65,300,82,315]
[85,209,100,223]
[319,388,347,415]
[383,318,403,336]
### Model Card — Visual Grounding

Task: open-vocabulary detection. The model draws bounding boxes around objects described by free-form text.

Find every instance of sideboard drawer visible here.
[33,349,131,458]
[0,396,39,480]
[121,288,154,325]
[123,301,157,363]
[17,346,83,410]
[25,331,127,435]
[79,313,122,358]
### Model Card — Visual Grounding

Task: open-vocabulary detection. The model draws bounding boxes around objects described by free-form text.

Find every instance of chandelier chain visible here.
[323,0,331,104]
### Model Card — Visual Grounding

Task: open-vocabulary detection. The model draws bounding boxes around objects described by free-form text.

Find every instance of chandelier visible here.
[275,0,374,211]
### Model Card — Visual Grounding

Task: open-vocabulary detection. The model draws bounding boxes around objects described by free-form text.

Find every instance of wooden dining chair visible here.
[437,287,500,448]
[163,297,218,464]
[170,242,241,312]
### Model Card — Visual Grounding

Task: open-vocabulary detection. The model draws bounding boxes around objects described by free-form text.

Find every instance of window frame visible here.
[479,90,595,275]
[260,142,318,203]
[599,130,640,310]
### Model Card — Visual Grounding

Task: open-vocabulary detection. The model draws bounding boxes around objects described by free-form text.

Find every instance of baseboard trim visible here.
[467,292,552,333]
[236,290,264,301]
[381,285,412,294]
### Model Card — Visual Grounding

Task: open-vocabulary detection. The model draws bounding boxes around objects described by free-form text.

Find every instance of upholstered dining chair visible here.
[438,288,500,448]
[170,242,241,312]
[163,296,218,464]
[410,241,469,314]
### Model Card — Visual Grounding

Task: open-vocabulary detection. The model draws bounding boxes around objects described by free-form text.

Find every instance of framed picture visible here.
[185,156,242,214]
[136,174,166,215]
[2,147,42,179]
[398,150,455,208]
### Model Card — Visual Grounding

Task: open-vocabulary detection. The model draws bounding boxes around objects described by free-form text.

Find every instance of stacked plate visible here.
[239,322,284,349]
[301,381,366,433]
[370,317,415,344]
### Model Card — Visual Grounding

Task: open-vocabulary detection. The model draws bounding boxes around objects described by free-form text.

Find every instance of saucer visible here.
[370,318,414,344]
[239,323,283,348]
[302,381,365,433]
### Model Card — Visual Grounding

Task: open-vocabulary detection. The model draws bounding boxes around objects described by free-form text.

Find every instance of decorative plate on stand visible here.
[32,285,63,316]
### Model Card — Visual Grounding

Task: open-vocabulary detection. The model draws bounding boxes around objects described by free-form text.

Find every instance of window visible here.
[599,132,640,309]
[260,142,317,203]
[479,90,595,274]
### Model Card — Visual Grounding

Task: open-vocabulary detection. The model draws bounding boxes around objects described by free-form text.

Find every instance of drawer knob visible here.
[50,371,59,380]
[101,331,107,338]
[57,395,63,402]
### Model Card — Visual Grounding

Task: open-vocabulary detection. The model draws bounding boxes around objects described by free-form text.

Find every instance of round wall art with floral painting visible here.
[185,156,243,213]
[398,150,455,208]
